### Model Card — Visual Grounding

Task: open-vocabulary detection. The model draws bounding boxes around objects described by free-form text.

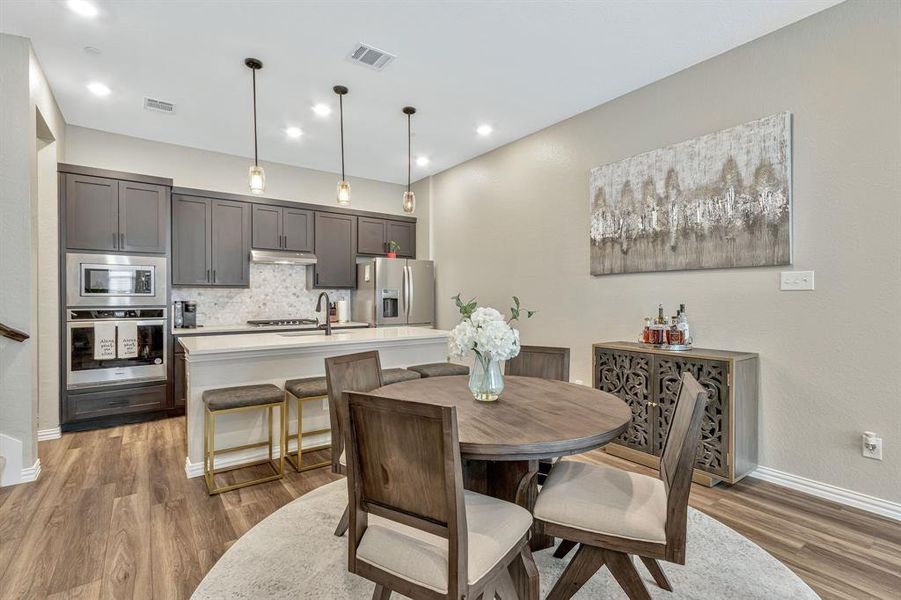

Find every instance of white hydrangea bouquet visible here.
[449,294,536,401]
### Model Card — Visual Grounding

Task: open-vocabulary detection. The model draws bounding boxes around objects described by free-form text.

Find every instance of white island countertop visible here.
[179,326,449,357]
[173,321,371,336]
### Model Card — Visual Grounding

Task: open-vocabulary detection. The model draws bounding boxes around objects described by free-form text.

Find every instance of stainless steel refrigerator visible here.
[353,258,435,327]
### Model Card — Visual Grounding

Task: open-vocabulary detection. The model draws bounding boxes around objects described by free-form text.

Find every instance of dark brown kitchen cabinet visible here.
[64,173,168,253]
[252,205,314,252]
[118,181,169,253]
[172,195,250,287]
[357,217,416,257]
[211,199,251,286]
[173,344,186,408]
[283,208,314,252]
[65,174,118,251]
[252,204,282,250]
[313,212,356,288]
[387,220,415,257]
[172,195,212,285]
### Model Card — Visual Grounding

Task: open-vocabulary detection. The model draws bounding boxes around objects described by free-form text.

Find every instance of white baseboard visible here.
[185,433,330,479]
[37,427,61,441]
[20,459,42,483]
[750,466,901,522]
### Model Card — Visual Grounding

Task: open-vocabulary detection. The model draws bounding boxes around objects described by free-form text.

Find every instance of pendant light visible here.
[402,106,416,213]
[334,85,351,206]
[245,58,265,195]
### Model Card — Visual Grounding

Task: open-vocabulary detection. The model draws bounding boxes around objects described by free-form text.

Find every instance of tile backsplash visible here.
[171,263,350,326]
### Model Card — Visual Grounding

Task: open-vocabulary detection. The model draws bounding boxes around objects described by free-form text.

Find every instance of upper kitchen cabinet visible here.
[211,199,251,286]
[357,217,416,258]
[172,195,211,285]
[172,194,251,287]
[252,205,314,252]
[387,220,415,258]
[63,171,168,254]
[357,217,387,255]
[118,181,169,253]
[312,212,356,288]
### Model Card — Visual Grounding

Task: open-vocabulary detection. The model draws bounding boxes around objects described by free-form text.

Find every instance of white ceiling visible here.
[2,0,839,184]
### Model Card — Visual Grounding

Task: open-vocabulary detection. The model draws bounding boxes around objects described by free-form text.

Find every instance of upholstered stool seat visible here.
[381,368,422,385]
[203,384,286,495]
[203,383,282,411]
[285,376,328,399]
[407,362,470,378]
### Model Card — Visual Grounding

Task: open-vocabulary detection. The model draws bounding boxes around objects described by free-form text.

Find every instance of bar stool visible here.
[381,367,422,385]
[203,383,286,495]
[284,376,331,473]
[407,362,470,378]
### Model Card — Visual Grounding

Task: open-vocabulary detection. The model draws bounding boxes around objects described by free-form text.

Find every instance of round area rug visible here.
[192,479,818,599]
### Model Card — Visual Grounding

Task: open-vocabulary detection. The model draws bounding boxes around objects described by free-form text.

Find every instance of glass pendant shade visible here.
[336,180,351,206]
[249,164,265,195]
[403,190,416,214]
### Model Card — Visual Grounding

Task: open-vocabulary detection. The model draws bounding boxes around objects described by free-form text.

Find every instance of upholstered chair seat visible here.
[534,461,667,544]
[203,383,283,410]
[285,376,328,399]
[407,362,470,378]
[381,368,422,385]
[357,491,532,594]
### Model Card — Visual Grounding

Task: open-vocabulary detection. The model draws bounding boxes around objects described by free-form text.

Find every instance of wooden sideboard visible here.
[593,341,758,486]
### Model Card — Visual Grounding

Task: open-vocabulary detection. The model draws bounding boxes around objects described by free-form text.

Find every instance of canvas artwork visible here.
[589,112,791,275]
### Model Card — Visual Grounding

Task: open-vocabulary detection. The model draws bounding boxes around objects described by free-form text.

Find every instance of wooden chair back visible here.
[506,345,571,381]
[344,392,468,597]
[659,372,708,563]
[324,351,383,473]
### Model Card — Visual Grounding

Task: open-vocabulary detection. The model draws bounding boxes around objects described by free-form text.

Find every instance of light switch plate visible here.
[780,271,815,291]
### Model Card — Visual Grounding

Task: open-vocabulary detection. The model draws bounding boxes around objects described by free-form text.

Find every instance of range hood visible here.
[249,249,318,266]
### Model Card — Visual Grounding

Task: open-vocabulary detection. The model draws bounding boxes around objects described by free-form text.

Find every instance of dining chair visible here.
[506,345,571,485]
[505,345,570,382]
[534,372,709,600]
[324,350,384,537]
[343,391,538,600]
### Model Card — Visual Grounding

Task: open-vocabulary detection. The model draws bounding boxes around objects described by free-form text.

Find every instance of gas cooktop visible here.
[246,318,319,327]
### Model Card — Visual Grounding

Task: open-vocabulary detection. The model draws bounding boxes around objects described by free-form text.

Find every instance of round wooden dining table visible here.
[373,374,632,595]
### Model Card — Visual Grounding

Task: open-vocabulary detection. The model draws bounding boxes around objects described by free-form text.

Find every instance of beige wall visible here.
[65,125,415,220]
[427,0,901,502]
[0,34,66,478]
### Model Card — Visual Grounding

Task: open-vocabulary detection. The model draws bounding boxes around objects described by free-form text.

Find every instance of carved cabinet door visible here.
[595,349,653,453]
[654,357,730,478]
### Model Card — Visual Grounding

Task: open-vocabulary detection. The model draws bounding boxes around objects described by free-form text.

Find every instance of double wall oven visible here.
[65,253,168,390]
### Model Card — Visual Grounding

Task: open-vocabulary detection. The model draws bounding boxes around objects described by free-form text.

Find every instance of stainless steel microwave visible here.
[66,253,168,308]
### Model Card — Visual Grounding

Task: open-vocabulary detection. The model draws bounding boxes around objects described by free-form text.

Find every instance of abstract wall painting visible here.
[589,112,791,275]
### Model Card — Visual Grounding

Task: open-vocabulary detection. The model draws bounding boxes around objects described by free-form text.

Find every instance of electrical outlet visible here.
[862,432,883,460]
[780,271,815,291]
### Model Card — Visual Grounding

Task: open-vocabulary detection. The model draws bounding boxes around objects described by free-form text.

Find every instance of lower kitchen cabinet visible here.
[65,383,168,422]
[313,212,356,288]
[174,344,186,408]
[593,341,758,485]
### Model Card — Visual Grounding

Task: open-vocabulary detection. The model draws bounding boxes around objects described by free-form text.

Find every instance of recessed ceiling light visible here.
[67,0,98,18]
[285,126,303,138]
[476,124,493,136]
[415,156,430,167]
[312,103,332,117]
[86,82,111,97]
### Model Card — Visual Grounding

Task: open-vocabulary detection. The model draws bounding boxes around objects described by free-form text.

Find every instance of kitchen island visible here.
[179,326,450,477]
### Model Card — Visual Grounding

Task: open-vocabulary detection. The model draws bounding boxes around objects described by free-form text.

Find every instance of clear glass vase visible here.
[469,353,505,402]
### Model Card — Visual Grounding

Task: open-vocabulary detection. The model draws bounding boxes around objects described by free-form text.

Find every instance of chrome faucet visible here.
[315,292,332,335]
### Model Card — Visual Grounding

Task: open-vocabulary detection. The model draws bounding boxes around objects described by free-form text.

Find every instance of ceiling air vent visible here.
[143,97,175,114]
[347,43,395,71]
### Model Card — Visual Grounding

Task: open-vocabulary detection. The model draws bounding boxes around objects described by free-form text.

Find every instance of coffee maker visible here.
[174,300,198,328]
